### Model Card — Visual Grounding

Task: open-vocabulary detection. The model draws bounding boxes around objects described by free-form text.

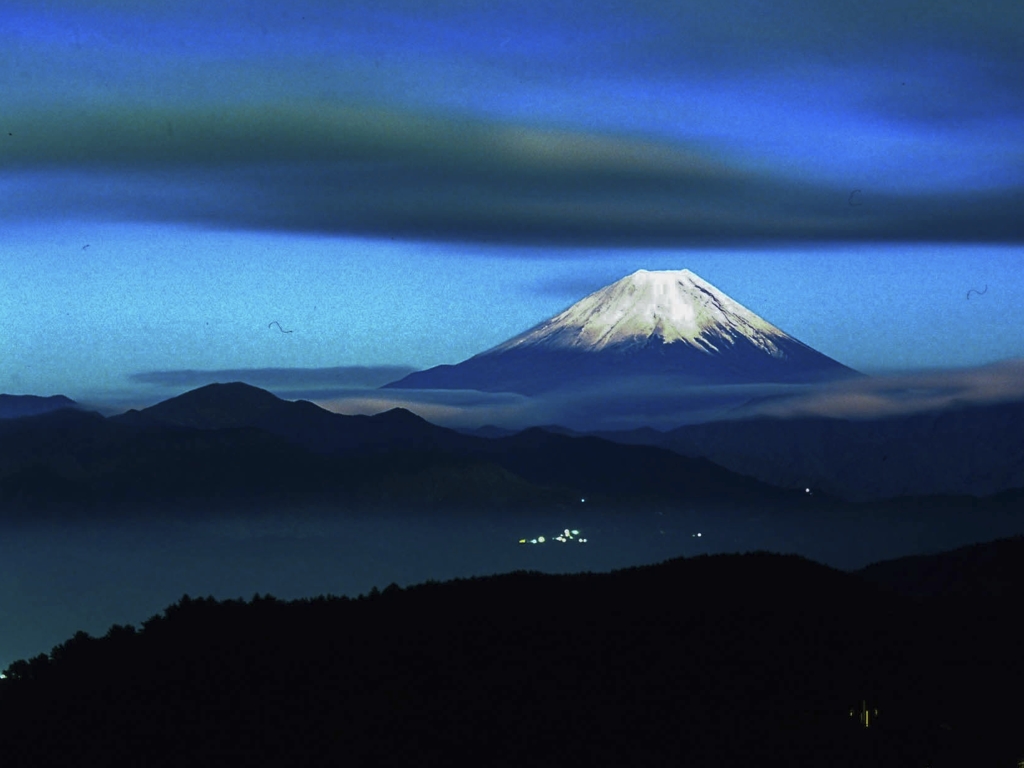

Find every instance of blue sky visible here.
[2,0,1023,420]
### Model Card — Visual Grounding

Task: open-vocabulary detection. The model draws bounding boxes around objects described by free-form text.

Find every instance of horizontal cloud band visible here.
[4,104,1023,245]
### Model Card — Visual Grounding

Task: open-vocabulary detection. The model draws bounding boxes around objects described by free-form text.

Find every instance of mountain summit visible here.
[385,269,859,395]
[492,269,803,356]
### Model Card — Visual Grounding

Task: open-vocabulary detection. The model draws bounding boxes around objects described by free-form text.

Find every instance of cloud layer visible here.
[5,106,1023,245]
[3,0,1022,245]
[310,361,1024,431]
[726,359,1024,421]
[109,359,1024,431]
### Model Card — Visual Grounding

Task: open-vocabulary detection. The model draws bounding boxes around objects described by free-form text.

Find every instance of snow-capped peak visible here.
[489,269,793,357]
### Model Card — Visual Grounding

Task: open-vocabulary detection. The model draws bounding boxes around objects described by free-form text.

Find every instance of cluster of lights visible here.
[519,529,587,545]
[554,528,586,543]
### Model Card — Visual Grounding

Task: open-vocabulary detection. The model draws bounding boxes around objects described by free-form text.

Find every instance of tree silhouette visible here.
[0,551,1021,767]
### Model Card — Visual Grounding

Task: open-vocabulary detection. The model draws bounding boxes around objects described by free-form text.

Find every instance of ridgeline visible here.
[1,548,1021,767]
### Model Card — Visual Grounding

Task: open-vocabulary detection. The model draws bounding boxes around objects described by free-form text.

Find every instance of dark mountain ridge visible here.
[608,397,1024,501]
[0,393,79,419]
[112,381,472,455]
[1,382,809,516]
[854,534,1024,599]
[1,546,1019,768]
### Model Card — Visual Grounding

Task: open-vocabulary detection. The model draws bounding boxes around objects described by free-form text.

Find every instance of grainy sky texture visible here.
[2,0,1023,418]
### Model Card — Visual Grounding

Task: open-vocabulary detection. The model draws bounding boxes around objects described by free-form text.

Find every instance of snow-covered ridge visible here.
[488,269,794,357]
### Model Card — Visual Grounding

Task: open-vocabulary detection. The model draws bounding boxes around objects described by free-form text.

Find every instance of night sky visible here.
[3,0,1023,420]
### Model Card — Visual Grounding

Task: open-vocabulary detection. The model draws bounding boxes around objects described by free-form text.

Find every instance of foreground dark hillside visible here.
[855,534,1024,598]
[1,551,1020,768]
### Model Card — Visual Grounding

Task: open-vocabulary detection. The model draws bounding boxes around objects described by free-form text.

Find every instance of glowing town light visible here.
[850,700,878,728]
[521,529,585,545]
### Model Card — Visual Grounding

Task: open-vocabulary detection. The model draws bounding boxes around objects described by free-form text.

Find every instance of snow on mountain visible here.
[384,269,860,395]
[491,269,793,357]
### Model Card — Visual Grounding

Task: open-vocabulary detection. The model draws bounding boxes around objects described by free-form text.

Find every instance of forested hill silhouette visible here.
[854,534,1024,599]
[1,551,1020,768]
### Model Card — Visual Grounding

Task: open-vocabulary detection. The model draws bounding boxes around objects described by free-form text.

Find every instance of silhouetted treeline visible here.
[1,550,1021,767]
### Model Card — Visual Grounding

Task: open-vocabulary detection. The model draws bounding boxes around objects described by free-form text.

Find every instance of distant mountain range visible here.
[592,397,1024,501]
[2,381,1023,512]
[0,382,809,514]
[385,269,860,395]
[0,394,78,419]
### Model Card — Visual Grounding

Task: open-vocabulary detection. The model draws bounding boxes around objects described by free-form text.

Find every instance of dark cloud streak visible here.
[5,0,1024,247]
[5,103,1024,245]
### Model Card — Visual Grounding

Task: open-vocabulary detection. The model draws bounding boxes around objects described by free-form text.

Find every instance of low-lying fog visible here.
[3,502,1022,672]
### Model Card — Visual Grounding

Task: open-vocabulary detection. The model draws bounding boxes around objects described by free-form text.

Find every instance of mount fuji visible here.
[384,269,860,396]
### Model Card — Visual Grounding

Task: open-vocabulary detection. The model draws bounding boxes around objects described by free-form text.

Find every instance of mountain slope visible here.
[853,535,1024,599]
[491,268,807,355]
[111,382,472,456]
[385,269,859,395]
[3,383,810,513]
[0,394,79,419]
[638,398,1024,501]
[2,549,1021,767]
